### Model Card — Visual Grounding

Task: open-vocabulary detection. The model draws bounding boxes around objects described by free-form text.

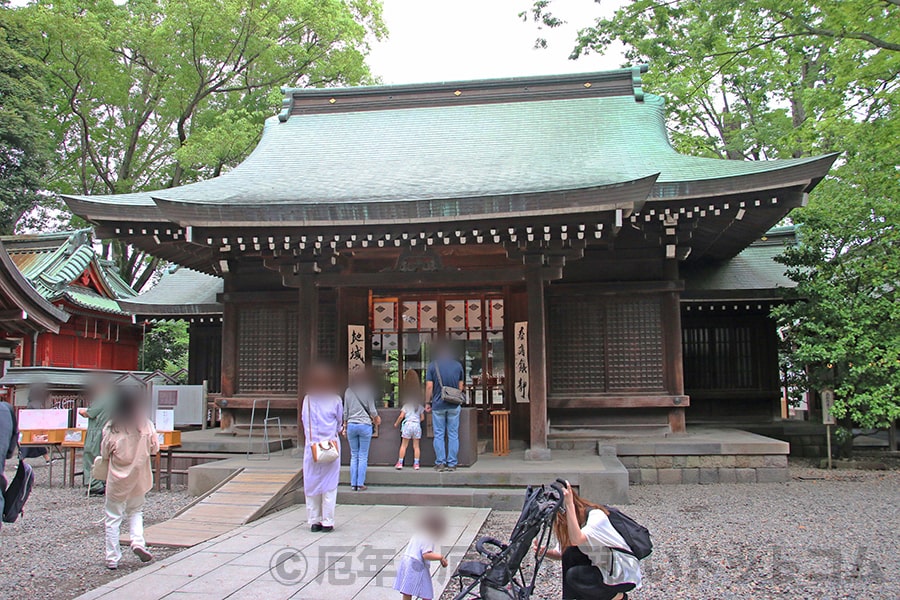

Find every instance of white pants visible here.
[306,488,337,527]
[105,495,146,563]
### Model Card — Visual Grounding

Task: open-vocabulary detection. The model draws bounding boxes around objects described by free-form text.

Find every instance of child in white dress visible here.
[394,511,448,600]
[395,370,425,470]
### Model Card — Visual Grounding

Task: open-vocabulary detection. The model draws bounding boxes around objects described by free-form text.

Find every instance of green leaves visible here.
[0,4,52,234]
[8,0,385,286]
[140,319,190,377]
[28,0,386,197]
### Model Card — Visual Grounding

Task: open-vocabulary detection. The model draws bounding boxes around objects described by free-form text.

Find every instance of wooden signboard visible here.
[348,325,366,374]
[821,388,835,425]
[514,322,529,403]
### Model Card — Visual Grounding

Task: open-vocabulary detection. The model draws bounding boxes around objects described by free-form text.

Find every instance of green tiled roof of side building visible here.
[682,226,798,299]
[0,229,137,315]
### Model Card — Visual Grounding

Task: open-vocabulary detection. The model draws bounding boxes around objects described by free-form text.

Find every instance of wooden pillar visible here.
[296,274,319,444]
[524,260,551,460]
[220,301,237,397]
[662,259,687,434]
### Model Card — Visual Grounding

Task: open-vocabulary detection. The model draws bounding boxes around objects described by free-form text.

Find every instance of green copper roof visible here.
[63,67,835,227]
[119,267,223,317]
[0,230,137,315]
[682,227,797,299]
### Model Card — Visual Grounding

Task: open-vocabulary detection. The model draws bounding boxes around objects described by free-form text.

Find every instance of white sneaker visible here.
[106,560,118,570]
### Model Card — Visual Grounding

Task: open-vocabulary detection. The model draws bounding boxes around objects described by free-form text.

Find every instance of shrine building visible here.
[63,67,836,457]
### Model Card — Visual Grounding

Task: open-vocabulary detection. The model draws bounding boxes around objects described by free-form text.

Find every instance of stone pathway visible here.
[76,504,490,600]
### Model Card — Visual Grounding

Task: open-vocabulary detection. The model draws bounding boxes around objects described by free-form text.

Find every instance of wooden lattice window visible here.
[548,294,665,395]
[548,296,606,393]
[237,305,298,393]
[317,300,337,362]
[606,298,665,392]
[682,315,775,392]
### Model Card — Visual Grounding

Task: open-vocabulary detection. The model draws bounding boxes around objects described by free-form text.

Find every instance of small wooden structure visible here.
[64,66,836,457]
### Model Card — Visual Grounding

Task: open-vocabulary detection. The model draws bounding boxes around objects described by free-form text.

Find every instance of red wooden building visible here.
[0,230,142,372]
[63,67,836,458]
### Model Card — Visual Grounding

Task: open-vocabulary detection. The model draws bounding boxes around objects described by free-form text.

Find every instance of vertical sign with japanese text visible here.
[348,325,366,374]
[821,388,835,425]
[514,322,529,403]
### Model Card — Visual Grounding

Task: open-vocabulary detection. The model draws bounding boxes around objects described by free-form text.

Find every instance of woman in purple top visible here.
[301,364,343,532]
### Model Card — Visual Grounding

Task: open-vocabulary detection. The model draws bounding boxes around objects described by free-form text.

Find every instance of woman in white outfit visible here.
[301,364,343,532]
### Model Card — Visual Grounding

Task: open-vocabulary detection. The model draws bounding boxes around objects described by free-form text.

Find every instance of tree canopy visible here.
[0,1,51,234]
[5,0,385,288]
[526,0,899,428]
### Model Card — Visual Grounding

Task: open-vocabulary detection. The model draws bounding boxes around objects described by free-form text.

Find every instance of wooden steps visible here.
[138,464,303,548]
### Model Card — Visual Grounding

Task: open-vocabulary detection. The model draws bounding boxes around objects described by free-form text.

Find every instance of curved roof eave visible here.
[147,175,659,228]
[0,242,69,333]
[649,153,838,201]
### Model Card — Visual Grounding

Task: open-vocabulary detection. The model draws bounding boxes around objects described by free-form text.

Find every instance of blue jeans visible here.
[347,423,373,487]
[432,406,461,467]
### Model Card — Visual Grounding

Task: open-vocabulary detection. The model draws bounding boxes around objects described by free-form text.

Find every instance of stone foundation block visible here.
[756,467,790,483]
[735,468,757,483]
[699,468,719,484]
[628,469,641,485]
[686,455,701,468]
[735,455,753,468]
[718,468,737,484]
[765,455,788,468]
[619,456,639,469]
[721,455,736,468]
[681,468,700,484]
[638,456,657,469]
[639,468,658,485]
[672,455,687,468]
[656,455,674,469]
[658,468,682,485]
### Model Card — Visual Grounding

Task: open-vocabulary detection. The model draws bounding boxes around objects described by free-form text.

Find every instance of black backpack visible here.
[3,459,35,523]
[604,506,653,559]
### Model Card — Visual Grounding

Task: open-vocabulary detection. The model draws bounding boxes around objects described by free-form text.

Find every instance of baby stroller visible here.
[453,482,564,600]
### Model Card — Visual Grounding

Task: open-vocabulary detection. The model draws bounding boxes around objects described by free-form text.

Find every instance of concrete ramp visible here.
[142,458,303,548]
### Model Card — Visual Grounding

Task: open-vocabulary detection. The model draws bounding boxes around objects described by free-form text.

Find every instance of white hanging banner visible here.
[514,321,529,403]
[348,325,366,374]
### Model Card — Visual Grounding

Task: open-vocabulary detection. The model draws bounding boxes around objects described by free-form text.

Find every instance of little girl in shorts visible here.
[395,369,425,470]
[393,511,448,600]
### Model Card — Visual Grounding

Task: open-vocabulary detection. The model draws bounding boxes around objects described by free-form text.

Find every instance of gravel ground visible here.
[442,465,900,600]
[0,457,190,600]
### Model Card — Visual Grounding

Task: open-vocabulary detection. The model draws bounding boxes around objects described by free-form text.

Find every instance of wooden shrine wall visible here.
[546,291,667,398]
[188,321,222,393]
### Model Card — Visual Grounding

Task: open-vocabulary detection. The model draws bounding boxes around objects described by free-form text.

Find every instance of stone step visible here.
[335,485,528,510]
[178,434,294,454]
[549,425,671,438]
[339,468,535,489]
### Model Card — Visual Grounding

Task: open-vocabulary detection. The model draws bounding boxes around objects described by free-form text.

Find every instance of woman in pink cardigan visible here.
[100,387,159,569]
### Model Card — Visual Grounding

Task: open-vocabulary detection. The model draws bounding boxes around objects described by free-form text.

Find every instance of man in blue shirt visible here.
[425,340,465,472]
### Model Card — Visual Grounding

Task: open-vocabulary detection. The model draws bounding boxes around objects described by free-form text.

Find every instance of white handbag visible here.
[304,398,339,464]
[310,440,339,464]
